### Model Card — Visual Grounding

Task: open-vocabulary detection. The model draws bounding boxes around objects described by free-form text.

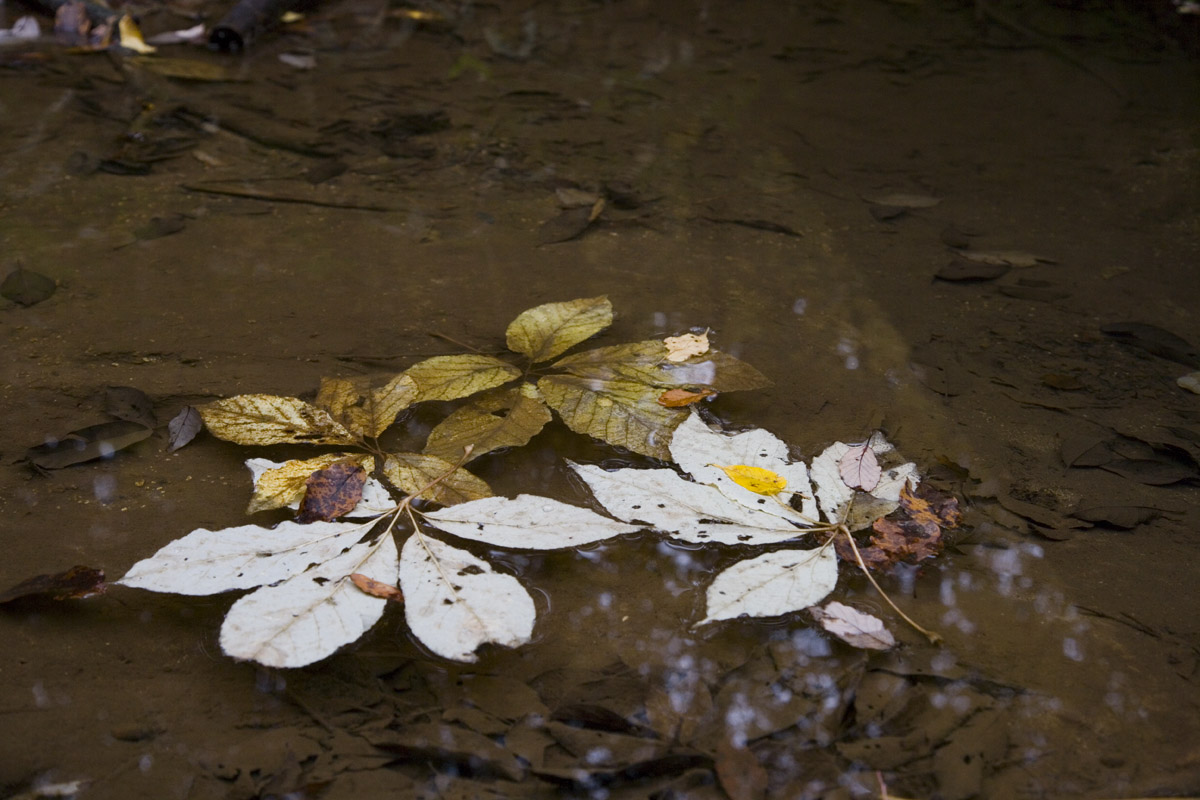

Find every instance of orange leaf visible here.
[350,573,404,602]
[656,387,716,407]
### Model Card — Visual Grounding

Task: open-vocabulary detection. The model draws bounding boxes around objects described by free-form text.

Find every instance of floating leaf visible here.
[423,384,553,463]
[697,547,838,625]
[715,465,787,496]
[351,573,404,602]
[810,602,896,650]
[664,332,709,363]
[167,406,202,451]
[296,460,368,523]
[837,443,881,491]
[539,375,686,459]
[657,388,716,407]
[838,482,956,571]
[316,373,418,437]
[118,519,373,595]
[26,420,152,470]
[382,452,493,506]
[199,394,356,445]
[571,463,805,545]
[422,495,639,549]
[117,15,156,53]
[403,355,521,403]
[505,295,613,363]
[400,534,535,662]
[810,438,918,525]
[553,340,671,384]
[246,454,377,514]
[0,566,106,604]
[219,533,397,668]
[1,267,56,306]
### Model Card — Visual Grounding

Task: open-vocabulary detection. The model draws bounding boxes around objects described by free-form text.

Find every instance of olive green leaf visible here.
[554,339,772,393]
[403,355,522,404]
[382,453,493,506]
[537,375,688,460]
[247,453,373,514]
[424,383,553,463]
[199,394,357,446]
[505,296,613,363]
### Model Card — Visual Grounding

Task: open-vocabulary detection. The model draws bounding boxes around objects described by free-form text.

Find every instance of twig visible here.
[842,526,942,645]
[182,183,400,212]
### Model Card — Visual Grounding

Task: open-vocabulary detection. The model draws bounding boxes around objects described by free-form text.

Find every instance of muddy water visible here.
[2,1,1198,798]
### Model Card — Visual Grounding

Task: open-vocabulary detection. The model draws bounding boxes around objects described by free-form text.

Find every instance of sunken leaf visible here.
[403,355,521,403]
[400,534,535,662]
[422,495,639,549]
[382,453,492,506]
[538,375,686,459]
[505,295,613,363]
[219,533,398,668]
[698,547,838,625]
[423,383,552,463]
[199,394,355,445]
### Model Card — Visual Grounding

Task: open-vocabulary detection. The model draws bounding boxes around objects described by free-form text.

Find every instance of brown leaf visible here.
[898,481,961,529]
[0,566,106,604]
[296,460,367,523]
[350,573,404,602]
[840,481,957,572]
[715,738,768,800]
[656,387,716,407]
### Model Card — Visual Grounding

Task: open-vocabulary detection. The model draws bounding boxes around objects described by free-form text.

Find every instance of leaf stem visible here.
[840,525,942,645]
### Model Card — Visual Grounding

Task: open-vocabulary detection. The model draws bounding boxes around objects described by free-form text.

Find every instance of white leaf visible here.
[698,547,838,625]
[668,412,818,523]
[117,519,372,595]
[837,443,881,491]
[247,458,394,517]
[219,533,398,668]
[571,463,806,545]
[423,495,639,550]
[810,601,896,650]
[400,534,535,662]
[809,438,918,523]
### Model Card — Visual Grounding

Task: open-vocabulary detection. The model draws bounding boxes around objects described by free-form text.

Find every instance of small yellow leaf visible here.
[714,464,787,496]
[664,332,709,363]
[118,15,156,53]
[199,394,356,445]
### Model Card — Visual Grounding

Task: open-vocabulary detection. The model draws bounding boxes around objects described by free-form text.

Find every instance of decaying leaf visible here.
[657,387,716,407]
[810,601,896,650]
[246,454,374,514]
[167,406,203,451]
[26,420,152,470]
[422,495,639,549]
[316,373,419,438]
[698,547,838,625]
[104,386,157,428]
[296,460,368,523]
[714,465,787,496]
[539,374,687,460]
[838,481,957,571]
[351,573,404,601]
[0,566,106,604]
[715,738,769,800]
[382,452,493,506]
[199,394,356,446]
[864,193,941,209]
[1,267,56,306]
[505,295,613,363]
[403,355,522,403]
[423,384,552,463]
[400,534,535,662]
[838,443,882,491]
[664,331,709,363]
[553,339,770,393]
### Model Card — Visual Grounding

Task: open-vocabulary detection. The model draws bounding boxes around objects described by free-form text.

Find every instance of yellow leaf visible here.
[316,373,418,437]
[537,375,686,460]
[118,15,156,53]
[199,394,356,445]
[382,453,492,506]
[423,383,552,463]
[403,355,521,403]
[249,454,373,514]
[663,331,709,363]
[713,464,787,496]
[506,296,613,363]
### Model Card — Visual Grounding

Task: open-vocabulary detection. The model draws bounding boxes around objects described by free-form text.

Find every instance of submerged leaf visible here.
[199,394,356,445]
[26,420,152,470]
[505,296,613,363]
[403,355,521,403]
[423,384,552,463]
[698,547,838,625]
[382,452,492,506]
[400,534,535,662]
[296,460,367,523]
[220,533,398,668]
[103,386,156,428]
[810,602,895,650]
[661,350,772,392]
[0,566,106,604]
[1,267,56,306]
[422,495,639,549]
[538,375,686,459]
[246,454,374,514]
[664,332,709,363]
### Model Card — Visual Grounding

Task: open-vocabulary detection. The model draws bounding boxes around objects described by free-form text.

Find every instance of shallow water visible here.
[2,1,1199,797]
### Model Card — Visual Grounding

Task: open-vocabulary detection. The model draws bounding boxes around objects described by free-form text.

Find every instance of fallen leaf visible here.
[1100,322,1200,368]
[809,438,919,526]
[317,373,418,438]
[505,296,613,363]
[1071,505,1160,529]
[117,15,155,53]
[697,547,838,625]
[810,601,896,650]
[657,387,716,407]
[1,267,56,306]
[350,572,404,601]
[838,443,882,491]
[864,193,941,209]
[26,420,152,470]
[422,494,639,549]
[402,355,522,403]
[538,374,687,460]
[381,452,493,506]
[423,383,552,463]
[166,406,202,451]
[1099,458,1195,486]
[104,385,156,428]
[0,566,106,604]
[898,480,962,529]
[838,482,956,571]
[1178,371,1200,394]
[935,258,1010,282]
[715,738,768,800]
[955,249,1055,268]
[199,394,356,446]
[664,332,709,363]
[714,464,788,496]
[296,460,368,523]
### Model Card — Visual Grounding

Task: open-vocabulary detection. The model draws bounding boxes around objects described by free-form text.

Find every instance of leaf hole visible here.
[313,577,330,585]
[458,565,484,576]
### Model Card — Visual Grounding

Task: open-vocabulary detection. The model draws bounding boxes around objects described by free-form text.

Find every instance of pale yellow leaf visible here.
[663,332,710,363]
[316,373,417,437]
[118,15,156,53]
[505,296,613,363]
[423,383,552,463]
[403,355,521,403]
[713,464,787,496]
[248,453,373,514]
[537,375,687,460]
[199,394,355,445]
[382,453,493,506]
[368,373,419,435]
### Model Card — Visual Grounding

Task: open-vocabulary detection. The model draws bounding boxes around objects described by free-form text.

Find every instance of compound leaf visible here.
[505,296,613,363]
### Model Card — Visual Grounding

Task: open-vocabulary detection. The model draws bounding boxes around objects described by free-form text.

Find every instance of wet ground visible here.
[2,0,1199,797]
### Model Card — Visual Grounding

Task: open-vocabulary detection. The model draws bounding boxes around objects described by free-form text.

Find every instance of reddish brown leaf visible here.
[296,460,366,523]
[899,481,962,529]
[656,387,717,408]
[0,566,107,604]
[350,573,404,602]
[838,480,956,572]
